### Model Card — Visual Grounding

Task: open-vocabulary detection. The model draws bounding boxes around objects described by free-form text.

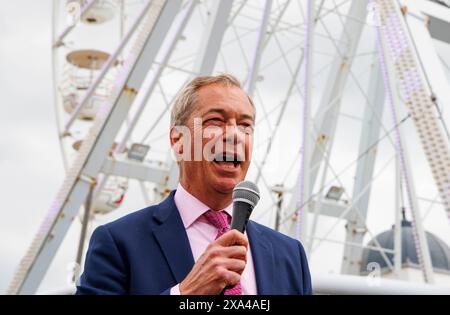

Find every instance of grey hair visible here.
[170,74,255,127]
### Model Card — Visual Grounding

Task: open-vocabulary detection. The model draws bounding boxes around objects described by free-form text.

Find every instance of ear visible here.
[170,126,183,155]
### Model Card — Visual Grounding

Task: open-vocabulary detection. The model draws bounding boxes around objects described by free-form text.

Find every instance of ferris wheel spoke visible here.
[35,0,450,294]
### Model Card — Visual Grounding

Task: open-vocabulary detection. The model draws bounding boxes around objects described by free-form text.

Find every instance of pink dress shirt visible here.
[170,183,257,295]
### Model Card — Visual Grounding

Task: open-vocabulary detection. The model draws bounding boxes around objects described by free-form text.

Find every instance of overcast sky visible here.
[0,0,67,292]
[2,0,450,294]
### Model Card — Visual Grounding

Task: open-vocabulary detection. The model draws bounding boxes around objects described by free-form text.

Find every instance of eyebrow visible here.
[203,108,255,122]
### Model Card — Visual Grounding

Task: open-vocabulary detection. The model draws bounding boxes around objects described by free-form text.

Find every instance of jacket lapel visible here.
[152,193,275,293]
[246,221,275,295]
[152,191,195,284]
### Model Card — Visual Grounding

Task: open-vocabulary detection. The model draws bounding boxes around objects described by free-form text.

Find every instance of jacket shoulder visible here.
[103,205,156,232]
[105,190,175,229]
[249,220,303,248]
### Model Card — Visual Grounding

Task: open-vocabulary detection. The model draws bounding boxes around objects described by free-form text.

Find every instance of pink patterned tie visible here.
[203,209,242,295]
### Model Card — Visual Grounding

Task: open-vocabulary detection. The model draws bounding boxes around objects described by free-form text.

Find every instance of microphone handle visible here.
[222,201,253,295]
[230,201,253,233]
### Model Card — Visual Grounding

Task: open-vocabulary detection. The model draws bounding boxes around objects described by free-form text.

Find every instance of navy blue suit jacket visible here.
[76,191,312,295]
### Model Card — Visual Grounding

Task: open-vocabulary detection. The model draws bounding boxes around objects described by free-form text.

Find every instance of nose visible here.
[223,123,244,146]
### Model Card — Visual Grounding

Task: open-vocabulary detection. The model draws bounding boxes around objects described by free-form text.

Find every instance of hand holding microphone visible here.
[179,181,260,295]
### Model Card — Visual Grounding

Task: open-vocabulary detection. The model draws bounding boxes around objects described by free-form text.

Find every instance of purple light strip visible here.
[372,0,429,282]
[296,0,314,241]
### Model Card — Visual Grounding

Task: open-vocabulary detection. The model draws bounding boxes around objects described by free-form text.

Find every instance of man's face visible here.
[173,83,255,195]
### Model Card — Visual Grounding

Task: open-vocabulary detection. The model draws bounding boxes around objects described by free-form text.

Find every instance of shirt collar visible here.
[174,183,233,228]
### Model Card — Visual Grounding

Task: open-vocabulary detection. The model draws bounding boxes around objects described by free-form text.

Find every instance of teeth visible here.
[213,153,243,162]
[221,154,233,161]
[213,160,240,168]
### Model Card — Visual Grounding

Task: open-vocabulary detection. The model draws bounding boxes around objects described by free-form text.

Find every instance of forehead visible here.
[195,83,255,118]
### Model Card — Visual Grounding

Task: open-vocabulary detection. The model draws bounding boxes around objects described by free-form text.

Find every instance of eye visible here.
[204,117,223,126]
[238,123,254,134]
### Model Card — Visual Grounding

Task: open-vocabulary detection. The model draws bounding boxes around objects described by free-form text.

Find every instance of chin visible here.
[213,178,239,193]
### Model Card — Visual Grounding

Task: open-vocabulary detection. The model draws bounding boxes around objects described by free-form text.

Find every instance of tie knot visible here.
[203,209,231,230]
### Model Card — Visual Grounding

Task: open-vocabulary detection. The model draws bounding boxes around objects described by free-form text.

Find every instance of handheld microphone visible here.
[219,181,260,295]
[230,181,260,233]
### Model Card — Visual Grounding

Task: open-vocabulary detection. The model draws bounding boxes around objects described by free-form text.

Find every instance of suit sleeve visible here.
[297,241,313,295]
[76,225,128,295]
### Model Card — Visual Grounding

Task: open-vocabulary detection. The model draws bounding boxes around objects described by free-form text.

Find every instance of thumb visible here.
[215,229,248,248]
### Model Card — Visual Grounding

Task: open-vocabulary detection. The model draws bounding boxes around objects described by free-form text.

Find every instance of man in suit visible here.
[76,74,312,295]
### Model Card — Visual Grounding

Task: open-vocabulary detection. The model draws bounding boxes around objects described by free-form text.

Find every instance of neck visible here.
[179,179,232,210]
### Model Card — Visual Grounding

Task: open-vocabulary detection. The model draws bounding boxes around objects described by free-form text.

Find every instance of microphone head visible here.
[232,180,260,208]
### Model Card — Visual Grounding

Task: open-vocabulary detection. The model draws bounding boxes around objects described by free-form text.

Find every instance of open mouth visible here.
[213,152,243,168]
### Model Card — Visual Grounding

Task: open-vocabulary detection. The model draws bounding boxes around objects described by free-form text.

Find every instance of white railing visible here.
[36,273,450,295]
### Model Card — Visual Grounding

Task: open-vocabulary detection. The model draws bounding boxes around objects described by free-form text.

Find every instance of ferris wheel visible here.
[7,0,450,294]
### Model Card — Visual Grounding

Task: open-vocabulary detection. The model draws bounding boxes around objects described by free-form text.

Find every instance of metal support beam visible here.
[404,0,450,120]
[394,155,403,277]
[156,155,180,197]
[341,57,386,275]
[53,0,97,48]
[281,0,368,243]
[63,0,154,133]
[252,0,328,187]
[96,0,197,206]
[373,0,434,283]
[193,0,234,75]
[296,0,315,242]
[415,0,450,44]
[100,157,169,183]
[115,0,198,153]
[73,177,96,282]
[253,33,304,185]
[7,0,182,295]
[308,0,368,196]
[157,0,235,198]
[244,0,273,96]
[309,199,349,219]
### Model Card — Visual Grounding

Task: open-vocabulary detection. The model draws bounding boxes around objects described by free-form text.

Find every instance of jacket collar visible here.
[153,191,195,284]
[153,191,275,294]
[246,220,275,294]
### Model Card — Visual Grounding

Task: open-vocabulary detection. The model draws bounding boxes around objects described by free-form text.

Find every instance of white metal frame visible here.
[12,0,450,294]
[7,0,183,294]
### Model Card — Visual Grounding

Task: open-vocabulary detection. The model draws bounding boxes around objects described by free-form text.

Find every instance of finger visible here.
[215,230,248,247]
[218,257,246,273]
[218,269,241,288]
[220,245,247,261]
[205,244,247,263]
